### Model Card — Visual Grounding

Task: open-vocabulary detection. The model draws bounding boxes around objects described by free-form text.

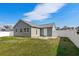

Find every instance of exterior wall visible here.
[31,27,40,38]
[0,31,14,37]
[52,27,58,38]
[14,21,31,37]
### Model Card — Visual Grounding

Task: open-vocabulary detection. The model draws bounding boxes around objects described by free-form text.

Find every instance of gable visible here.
[13,20,31,28]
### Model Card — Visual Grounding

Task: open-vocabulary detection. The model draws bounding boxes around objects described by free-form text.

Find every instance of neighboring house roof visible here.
[14,20,56,28]
[0,25,13,31]
[0,25,5,30]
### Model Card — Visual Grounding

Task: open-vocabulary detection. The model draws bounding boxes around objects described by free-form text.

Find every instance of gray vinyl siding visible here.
[14,21,31,37]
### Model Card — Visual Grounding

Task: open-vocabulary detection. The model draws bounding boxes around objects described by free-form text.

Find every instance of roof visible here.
[14,20,55,28]
[0,25,13,31]
[22,20,39,28]
[39,23,55,28]
[0,25,5,30]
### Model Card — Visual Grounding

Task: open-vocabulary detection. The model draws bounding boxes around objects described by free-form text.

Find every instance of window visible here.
[24,28,26,32]
[24,28,29,32]
[27,28,29,32]
[16,29,17,32]
[20,28,22,32]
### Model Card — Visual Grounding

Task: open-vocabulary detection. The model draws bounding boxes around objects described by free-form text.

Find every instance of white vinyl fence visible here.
[0,31,14,37]
[56,29,79,48]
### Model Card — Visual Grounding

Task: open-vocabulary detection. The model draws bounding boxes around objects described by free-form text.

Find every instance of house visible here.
[13,20,57,38]
[61,26,74,30]
[0,25,13,31]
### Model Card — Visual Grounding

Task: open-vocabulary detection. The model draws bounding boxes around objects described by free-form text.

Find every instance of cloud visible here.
[23,3,66,21]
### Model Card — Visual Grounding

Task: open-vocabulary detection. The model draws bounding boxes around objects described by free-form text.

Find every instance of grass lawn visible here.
[0,37,79,56]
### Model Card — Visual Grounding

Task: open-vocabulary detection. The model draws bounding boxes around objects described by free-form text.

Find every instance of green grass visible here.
[0,37,78,56]
[57,37,79,56]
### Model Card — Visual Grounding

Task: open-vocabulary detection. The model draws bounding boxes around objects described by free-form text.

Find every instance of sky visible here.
[0,3,79,27]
